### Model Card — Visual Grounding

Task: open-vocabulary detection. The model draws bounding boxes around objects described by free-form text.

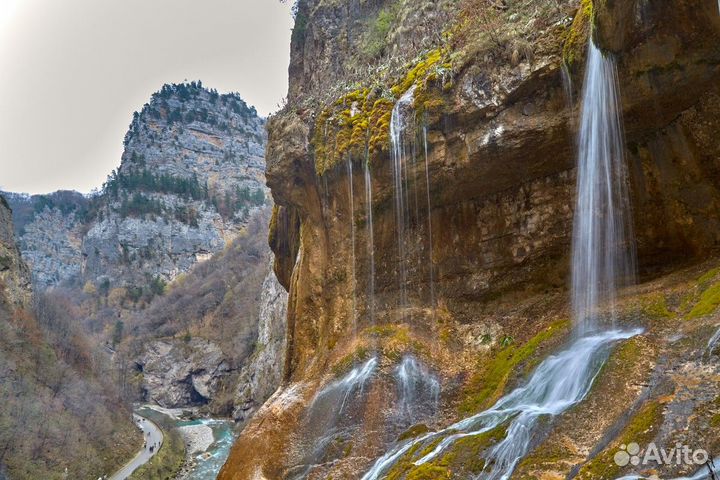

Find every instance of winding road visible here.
[109,413,164,480]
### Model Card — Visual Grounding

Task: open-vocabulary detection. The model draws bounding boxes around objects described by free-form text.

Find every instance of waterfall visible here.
[395,355,440,422]
[291,357,379,479]
[364,157,376,329]
[390,86,437,318]
[390,86,417,320]
[361,329,640,480]
[571,40,635,334]
[347,158,358,339]
[362,38,640,480]
[422,126,436,312]
[561,62,574,110]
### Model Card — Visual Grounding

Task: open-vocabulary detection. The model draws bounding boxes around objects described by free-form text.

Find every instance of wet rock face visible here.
[222,0,720,478]
[138,338,232,408]
[0,196,31,307]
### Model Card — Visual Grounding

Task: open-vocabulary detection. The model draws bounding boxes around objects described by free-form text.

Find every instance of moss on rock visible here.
[576,400,663,480]
[562,0,593,67]
[458,319,570,415]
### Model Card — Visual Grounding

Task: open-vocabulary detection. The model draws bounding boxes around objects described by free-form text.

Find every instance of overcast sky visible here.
[0,0,294,194]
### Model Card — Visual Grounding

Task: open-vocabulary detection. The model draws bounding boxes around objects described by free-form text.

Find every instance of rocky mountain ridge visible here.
[5,81,268,292]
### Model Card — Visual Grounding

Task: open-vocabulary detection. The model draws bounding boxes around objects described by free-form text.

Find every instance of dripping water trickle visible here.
[347,158,358,342]
[390,86,416,320]
[364,154,376,331]
[422,126,436,313]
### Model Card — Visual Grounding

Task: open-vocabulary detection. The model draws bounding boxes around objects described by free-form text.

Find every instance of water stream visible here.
[361,329,640,480]
[347,158,358,339]
[390,86,416,320]
[289,357,379,478]
[422,126,436,313]
[395,355,440,423]
[706,325,720,355]
[571,39,635,334]
[364,156,376,330]
[176,419,236,480]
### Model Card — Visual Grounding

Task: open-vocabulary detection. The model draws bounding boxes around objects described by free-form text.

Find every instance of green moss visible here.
[436,425,508,475]
[384,442,424,480]
[698,267,720,285]
[641,293,675,320]
[562,0,593,67]
[577,401,663,480]
[391,49,445,97]
[406,464,452,480]
[517,442,575,478]
[331,346,371,376]
[312,48,451,176]
[366,324,399,337]
[398,424,431,441]
[711,413,720,428]
[687,281,720,319]
[459,319,570,415]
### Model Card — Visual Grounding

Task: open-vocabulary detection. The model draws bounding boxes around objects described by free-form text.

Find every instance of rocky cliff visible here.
[232,259,289,425]
[83,82,267,288]
[0,195,31,307]
[3,191,87,288]
[6,81,268,292]
[220,0,720,479]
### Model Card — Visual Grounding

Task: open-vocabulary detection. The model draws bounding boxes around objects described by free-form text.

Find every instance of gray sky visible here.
[0,0,294,194]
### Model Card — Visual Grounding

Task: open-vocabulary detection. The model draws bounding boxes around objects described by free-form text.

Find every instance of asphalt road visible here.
[108,413,164,480]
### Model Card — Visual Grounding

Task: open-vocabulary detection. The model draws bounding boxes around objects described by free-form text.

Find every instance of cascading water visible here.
[390,86,416,320]
[291,357,379,479]
[364,156,376,329]
[390,86,437,318]
[571,40,635,334]
[361,329,640,480]
[347,158,358,339]
[395,355,440,422]
[422,126,436,312]
[706,326,720,356]
[362,39,640,480]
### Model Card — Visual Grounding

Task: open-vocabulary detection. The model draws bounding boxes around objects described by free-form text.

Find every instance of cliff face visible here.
[3,191,87,288]
[83,82,267,287]
[232,260,289,425]
[221,0,720,479]
[0,195,31,307]
[6,82,268,290]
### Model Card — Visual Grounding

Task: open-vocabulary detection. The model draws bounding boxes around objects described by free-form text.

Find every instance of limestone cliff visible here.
[0,195,31,307]
[5,81,268,291]
[221,0,720,479]
[232,259,289,425]
[83,82,267,288]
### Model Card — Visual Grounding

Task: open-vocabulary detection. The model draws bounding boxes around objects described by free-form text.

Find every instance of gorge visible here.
[219,0,720,479]
[2,0,720,479]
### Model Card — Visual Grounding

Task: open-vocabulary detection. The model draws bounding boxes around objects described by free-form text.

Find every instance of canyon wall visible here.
[221,0,720,479]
